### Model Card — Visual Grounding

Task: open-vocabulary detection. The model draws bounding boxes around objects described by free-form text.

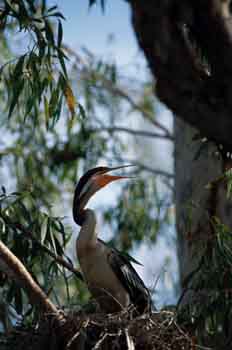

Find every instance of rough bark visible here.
[129,0,232,149]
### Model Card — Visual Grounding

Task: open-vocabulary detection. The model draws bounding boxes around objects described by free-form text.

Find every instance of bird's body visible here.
[73,166,151,314]
[76,209,130,312]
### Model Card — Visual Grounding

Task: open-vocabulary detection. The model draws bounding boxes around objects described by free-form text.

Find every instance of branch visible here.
[134,162,174,179]
[106,156,173,179]
[89,126,173,141]
[49,125,173,166]
[129,0,232,148]
[96,74,173,138]
[0,240,59,316]
[64,45,173,139]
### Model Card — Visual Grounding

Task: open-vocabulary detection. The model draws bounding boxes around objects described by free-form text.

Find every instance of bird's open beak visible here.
[93,165,135,189]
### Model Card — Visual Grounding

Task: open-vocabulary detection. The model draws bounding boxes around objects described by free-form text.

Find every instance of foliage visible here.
[0,0,77,124]
[88,0,106,12]
[179,208,232,347]
[104,178,171,251]
[0,188,74,322]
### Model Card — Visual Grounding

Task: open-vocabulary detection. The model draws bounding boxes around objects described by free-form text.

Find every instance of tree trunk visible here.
[175,118,218,287]
[129,0,232,301]
[175,116,232,284]
[175,117,232,347]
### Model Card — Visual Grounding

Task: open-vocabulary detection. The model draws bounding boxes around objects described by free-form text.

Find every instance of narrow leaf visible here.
[58,49,68,78]
[8,79,25,118]
[57,20,63,48]
[47,5,58,13]
[52,12,66,20]
[79,103,86,119]
[44,20,54,45]
[14,55,26,79]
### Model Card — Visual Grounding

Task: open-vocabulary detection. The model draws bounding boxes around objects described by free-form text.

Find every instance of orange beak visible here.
[93,165,135,189]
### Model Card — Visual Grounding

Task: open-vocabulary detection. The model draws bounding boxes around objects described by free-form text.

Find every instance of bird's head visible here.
[73,165,133,226]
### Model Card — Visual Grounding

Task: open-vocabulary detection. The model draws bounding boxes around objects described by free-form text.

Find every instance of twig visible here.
[66,331,81,349]
[93,333,108,349]
[125,329,135,350]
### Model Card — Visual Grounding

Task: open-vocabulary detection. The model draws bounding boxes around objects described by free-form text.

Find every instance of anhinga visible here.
[73,166,151,314]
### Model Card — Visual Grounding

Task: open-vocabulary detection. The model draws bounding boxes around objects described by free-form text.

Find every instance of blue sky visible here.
[50,1,139,65]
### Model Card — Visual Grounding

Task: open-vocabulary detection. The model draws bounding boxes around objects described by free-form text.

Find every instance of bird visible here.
[73,165,152,314]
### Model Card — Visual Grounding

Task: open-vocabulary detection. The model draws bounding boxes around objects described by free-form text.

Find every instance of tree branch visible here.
[95,73,173,138]
[134,161,173,179]
[129,0,232,148]
[49,125,173,166]
[89,126,173,141]
[64,45,173,139]
[0,240,59,316]
[106,156,173,179]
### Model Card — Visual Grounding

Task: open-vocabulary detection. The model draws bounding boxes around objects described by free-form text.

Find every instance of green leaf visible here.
[53,235,64,256]
[57,49,68,78]
[89,0,97,7]
[52,12,66,20]
[41,216,48,244]
[49,87,59,119]
[57,20,63,48]
[26,0,36,13]
[24,95,35,119]
[7,284,15,304]
[14,55,26,79]
[101,0,106,12]
[14,287,23,315]
[79,103,86,119]
[44,20,54,45]
[44,95,49,128]
[8,79,25,118]
[47,5,58,13]
[41,0,46,14]
[17,201,31,223]
[34,26,46,54]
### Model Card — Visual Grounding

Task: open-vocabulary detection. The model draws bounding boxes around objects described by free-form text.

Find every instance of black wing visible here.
[107,246,152,314]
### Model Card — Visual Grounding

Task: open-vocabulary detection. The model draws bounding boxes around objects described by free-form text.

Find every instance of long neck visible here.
[76,209,97,248]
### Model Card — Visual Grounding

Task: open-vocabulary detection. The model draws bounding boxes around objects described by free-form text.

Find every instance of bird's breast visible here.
[76,240,130,311]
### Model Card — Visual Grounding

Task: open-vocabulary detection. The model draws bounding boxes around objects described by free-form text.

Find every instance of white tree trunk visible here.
[174,117,231,287]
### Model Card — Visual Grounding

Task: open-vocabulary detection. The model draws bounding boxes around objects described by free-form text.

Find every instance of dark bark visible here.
[129,0,232,149]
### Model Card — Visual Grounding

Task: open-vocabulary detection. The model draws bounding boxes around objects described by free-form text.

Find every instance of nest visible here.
[0,309,196,350]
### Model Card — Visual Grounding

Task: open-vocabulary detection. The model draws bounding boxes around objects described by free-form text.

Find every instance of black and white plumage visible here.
[73,166,151,314]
